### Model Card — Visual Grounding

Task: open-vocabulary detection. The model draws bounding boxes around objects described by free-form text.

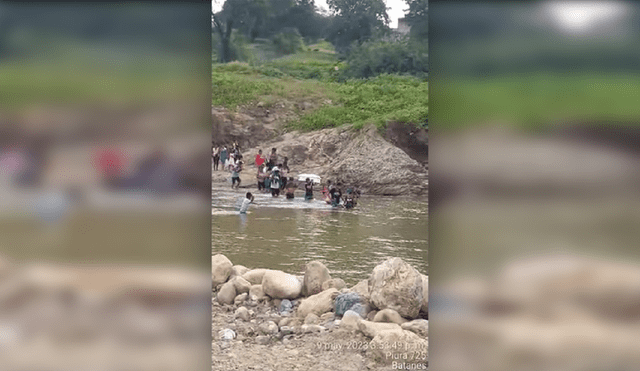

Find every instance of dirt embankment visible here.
[212,105,428,196]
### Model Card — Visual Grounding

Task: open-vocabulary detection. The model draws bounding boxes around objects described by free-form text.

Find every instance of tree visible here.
[404,0,428,41]
[326,0,390,54]
[212,13,233,62]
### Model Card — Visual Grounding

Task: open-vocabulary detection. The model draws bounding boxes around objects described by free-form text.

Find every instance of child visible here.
[322,180,332,204]
[304,177,314,200]
[239,192,254,213]
[285,177,296,199]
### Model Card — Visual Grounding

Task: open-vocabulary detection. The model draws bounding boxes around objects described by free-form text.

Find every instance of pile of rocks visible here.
[212,254,429,365]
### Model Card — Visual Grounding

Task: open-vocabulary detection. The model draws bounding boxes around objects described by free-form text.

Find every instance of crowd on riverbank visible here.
[212,144,362,208]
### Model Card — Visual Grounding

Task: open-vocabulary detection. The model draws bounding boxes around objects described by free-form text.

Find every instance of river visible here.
[212,185,428,285]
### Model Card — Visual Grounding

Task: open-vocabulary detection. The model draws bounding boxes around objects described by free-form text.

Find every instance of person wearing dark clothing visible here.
[268,148,278,170]
[304,178,314,200]
[285,177,296,199]
[329,183,342,207]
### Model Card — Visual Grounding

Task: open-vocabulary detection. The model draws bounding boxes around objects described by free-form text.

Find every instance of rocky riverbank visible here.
[212,254,429,371]
[212,106,428,196]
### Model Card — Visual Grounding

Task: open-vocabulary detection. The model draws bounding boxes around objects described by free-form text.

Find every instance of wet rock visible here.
[235,306,250,322]
[369,258,423,319]
[304,313,320,325]
[334,292,362,316]
[303,261,331,296]
[212,254,233,286]
[401,319,428,338]
[258,321,279,335]
[322,278,346,291]
[297,288,339,318]
[242,269,269,285]
[217,281,237,305]
[230,276,252,295]
[262,270,302,300]
[373,308,407,325]
[357,320,402,339]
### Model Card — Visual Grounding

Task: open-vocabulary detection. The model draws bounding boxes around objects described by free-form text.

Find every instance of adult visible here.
[212,146,220,171]
[255,149,265,168]
[268,148,278,170]
[220,146,228,171]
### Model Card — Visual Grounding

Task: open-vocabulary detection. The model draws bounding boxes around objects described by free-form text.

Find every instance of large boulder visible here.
[212,254,233,286]
[262,270,303,300]
[242,269,269,285]
[302,261,331,296]
[216,281,236,305]
[369,257,423,319]
[297,288,339,318]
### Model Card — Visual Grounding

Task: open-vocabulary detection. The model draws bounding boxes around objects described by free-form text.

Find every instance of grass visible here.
[432,72,640,132]
[212,41,428,131]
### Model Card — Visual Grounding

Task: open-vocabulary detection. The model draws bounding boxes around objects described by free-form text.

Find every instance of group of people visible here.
[213,143,361,210]
[322,181,361,209]
[213,143,244,189]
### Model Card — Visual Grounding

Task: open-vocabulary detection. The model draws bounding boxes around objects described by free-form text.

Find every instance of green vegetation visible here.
[432,72,640,131]
[212,41,427,131]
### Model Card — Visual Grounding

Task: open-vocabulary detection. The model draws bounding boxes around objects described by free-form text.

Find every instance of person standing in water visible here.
[239,192,254,214]
[270,166,281,197]
[257,164,266,191]
[330,182,342,207]
[304,177,314,200]
[231,159,243,189]
[285,177,296,199]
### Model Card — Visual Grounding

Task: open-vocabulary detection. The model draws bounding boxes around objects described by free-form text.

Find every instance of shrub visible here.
[272,28,304,56]
[341,37,428,79]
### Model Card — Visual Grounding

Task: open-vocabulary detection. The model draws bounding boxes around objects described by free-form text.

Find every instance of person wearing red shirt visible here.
[255,149,266,168]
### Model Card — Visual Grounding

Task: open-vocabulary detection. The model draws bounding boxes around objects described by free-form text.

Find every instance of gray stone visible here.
[242,269,269,285]
[335,292,362,316]
[234,293,248,305]
[280,299,293,314]
[357,320,402,338]
[230,276,252,295]
[258,321,279,335]
[340,310,362,331]
[255,335,270,345]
